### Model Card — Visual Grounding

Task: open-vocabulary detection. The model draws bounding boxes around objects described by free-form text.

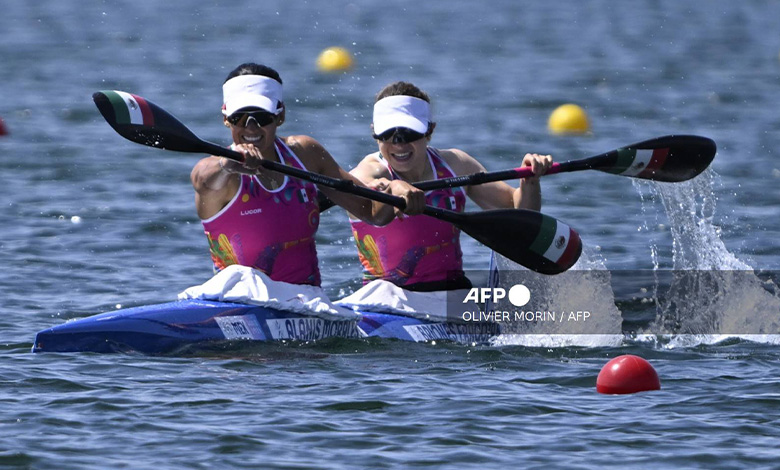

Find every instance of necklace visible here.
[259,173,281,190]
[259,147,282,190]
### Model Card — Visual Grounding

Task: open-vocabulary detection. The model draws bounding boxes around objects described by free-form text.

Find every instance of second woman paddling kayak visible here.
[349,81,552,291]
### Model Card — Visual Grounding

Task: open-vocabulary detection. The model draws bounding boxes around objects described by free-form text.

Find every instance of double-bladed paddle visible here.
[92,90,582,275]
[318,135,717,210]
[416,135,716,190]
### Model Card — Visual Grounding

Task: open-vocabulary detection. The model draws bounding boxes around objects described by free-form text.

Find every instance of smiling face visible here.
[371,87,435,180]
[224,108,283,151]
[376,131,430,178]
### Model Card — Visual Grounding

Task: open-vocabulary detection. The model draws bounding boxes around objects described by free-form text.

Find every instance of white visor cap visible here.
[222,75,283,116]
[372,95,431,135]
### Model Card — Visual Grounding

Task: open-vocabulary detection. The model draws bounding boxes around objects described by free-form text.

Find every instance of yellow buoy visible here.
[316,47,354,73]
[548,104,590,135]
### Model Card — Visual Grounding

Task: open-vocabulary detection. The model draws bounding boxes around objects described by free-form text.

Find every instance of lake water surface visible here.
[2,1,780,468]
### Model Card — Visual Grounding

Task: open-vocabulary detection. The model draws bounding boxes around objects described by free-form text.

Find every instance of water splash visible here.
[634,170,780,346]
[490,248,623,348]
[490,168,779,348]
[643,170,750,270]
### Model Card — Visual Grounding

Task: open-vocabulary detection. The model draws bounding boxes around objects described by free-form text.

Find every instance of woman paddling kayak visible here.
[349,81,553,291]
[191,64,424,286]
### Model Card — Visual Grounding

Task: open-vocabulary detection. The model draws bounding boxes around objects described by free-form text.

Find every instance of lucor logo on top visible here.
[463,285,531,307]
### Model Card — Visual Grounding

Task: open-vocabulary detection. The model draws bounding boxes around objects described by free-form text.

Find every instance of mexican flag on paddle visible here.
[100,91,156,126]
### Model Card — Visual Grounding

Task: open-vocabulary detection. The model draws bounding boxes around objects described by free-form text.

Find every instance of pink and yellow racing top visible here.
[202,138,321,286]
[350,148,467,289]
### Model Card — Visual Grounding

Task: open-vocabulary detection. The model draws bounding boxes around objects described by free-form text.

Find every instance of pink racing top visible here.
[350,148,467,288]
[201,138,321,286]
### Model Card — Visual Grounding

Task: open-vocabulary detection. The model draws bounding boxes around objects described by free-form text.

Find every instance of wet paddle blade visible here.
[595,135,716,182]
[455,209,582,275]
[93,90,209,153]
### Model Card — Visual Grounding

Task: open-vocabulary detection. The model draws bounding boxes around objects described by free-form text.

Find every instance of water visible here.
[2,0,780,467]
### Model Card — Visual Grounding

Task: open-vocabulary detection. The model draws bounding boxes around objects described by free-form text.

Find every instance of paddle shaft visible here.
[201,140,460,221]
[388,134,717,191]
[317,160,584,212]
[318,134,716,209]
[413,159,580,191]
[181,141,581,275]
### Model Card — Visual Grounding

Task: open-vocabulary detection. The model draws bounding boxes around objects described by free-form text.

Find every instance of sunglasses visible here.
[227,111,277,128]
[372,127,426,144]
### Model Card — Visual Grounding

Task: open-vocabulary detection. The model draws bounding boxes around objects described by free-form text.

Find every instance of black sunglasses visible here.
[227,111,277,128]
[372,127,426,144]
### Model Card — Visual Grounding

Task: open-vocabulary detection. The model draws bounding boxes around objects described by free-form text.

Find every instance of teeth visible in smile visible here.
[244,135,261,142]
[393,152,411,159]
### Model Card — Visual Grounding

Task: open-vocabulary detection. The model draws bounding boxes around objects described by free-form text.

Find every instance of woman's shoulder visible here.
[434,147,484,175]
[351,152,390,182]
[282,134,323,153]
[281,134,332,169]
[359,151,384,165]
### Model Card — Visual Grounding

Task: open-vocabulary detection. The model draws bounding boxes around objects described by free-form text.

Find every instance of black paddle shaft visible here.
[318,134,716,210]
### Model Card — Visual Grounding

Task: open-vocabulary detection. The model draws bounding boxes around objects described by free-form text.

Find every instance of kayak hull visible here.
[32,300,500,354]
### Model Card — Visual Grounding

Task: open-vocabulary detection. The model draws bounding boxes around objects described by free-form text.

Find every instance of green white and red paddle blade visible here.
[93,90,206,153]
[458,210,581,275]
[597,135,716,182]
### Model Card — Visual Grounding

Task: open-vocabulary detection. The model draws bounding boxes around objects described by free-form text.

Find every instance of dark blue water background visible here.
[2,1,780,468]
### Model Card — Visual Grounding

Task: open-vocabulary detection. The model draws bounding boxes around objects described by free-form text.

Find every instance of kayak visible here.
[32,299,501,354]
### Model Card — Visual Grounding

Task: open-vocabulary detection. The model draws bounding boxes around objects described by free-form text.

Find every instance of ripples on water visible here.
[8,343,780,469]
[2,0,780,468]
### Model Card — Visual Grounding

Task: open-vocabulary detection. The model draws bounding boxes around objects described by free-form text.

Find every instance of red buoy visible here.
[0,117,7,136]
[596,355,660,394]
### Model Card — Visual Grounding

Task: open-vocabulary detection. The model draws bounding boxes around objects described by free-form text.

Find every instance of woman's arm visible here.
[290,136,423,225]
[441,148,551,211]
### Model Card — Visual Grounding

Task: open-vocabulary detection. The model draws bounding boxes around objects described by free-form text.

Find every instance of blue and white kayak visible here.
[32,299,501,354]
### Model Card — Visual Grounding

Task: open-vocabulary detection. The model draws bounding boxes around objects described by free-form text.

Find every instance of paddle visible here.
[93,90,582,275]
[317,135,717,210]
[419,135,715,189]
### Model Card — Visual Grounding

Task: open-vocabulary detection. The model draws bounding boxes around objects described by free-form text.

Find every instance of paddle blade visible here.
[596,135,716,182]
[457,210,582,275]
[93,90,207,153]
